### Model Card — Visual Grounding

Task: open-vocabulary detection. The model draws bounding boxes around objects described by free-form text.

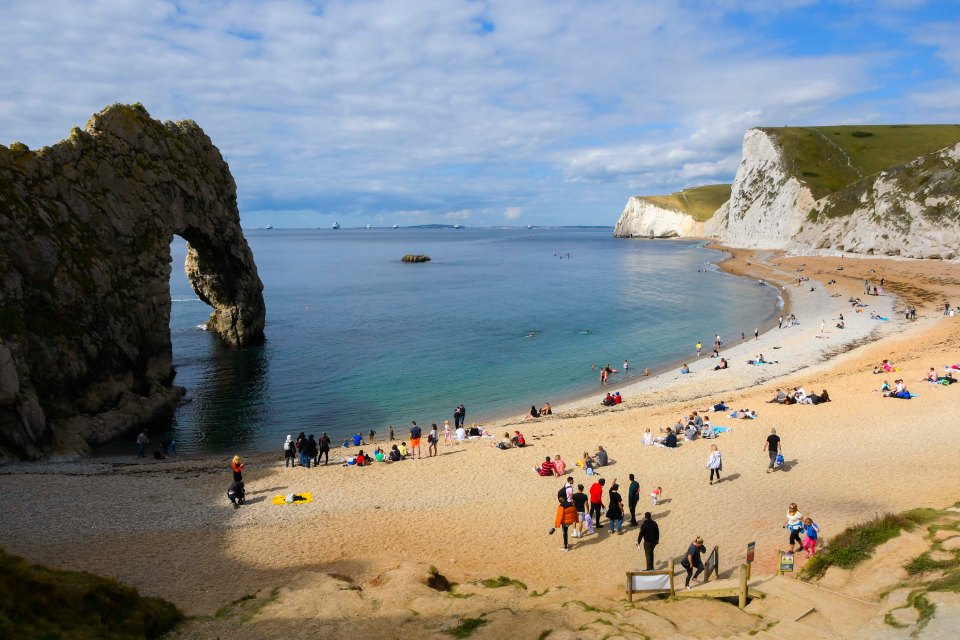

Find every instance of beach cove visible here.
[1,249,958,638]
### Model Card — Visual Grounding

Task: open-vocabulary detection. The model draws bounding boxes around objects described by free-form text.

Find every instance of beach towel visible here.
[272,492,313,505]
[874,316,889,321]
[713,426,731,433]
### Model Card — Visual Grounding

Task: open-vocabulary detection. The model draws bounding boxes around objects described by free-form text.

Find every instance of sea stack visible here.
[0,103,266,460]
[402,254,431,263]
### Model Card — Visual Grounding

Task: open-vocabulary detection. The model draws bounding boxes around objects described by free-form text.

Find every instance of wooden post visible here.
[746,561,751,582]
[668,558,675,597]
[738,564,748,609]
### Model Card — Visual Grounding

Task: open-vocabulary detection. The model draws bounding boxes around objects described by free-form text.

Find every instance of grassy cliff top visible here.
[635,183,731,221]
[761,124,960,200]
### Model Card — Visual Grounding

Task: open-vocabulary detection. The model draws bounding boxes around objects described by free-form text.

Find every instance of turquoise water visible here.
[158,229,778,454]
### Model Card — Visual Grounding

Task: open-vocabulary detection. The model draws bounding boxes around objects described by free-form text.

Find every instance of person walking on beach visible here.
[443,421,453,445]
[409,421,422,459]
[628,474,640,526]
[765,428,782,473]
[754,328,759,340]
[820,319,825,333]
[388,426,394,441]
[779,315,783,329]
[784,503,804,554]
[802,517,820,557]
[606,483,624,534]
[136,430,149,459]
[458,404,466,428]
[589,478,605,529]
[453,405,462,429]
[283,435,296,467]
[572,484,590,537]
[636,512,659,570]
[318,432,330,465]
[707,444,722,485]
[231,455,244,482]
[681,536,707,590]
[696,341,702,357]
[428,423,439,457]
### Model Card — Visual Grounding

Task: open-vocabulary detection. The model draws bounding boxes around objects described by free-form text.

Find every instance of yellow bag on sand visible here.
[272,492,313,505]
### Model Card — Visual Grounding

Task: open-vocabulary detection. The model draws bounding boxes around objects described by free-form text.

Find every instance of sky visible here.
[2,1,958,228]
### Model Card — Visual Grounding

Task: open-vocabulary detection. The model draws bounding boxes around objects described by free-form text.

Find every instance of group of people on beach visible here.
[766,386,831,405]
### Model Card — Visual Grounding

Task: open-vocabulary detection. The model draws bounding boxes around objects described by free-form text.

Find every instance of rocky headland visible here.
[613,184,729,238]
[0,104,265,460]
[617,125,960,258]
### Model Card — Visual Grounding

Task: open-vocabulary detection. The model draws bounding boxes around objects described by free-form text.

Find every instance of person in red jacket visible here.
[231,455,244,482]
[589,478,606,528]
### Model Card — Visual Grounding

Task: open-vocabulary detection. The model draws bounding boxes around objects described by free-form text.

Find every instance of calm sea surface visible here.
[133,229,779,454]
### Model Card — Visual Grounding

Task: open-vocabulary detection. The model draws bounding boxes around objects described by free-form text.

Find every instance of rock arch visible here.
[0,104,265,459]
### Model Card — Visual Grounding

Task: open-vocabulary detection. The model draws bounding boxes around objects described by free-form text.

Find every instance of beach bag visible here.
[583,513,594,530]
[586,467,594,476]
[775,454,784,468]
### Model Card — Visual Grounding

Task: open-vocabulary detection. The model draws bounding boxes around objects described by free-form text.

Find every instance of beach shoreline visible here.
[1,250,959,636]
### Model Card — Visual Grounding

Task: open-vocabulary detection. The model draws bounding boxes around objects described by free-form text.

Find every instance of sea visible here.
[128,228,780,455]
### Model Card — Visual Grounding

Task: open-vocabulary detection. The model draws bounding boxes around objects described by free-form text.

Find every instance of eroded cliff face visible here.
[0,104,265,459]
[706,129,960,257]
[704,129,815,248]
[613,197,705,238]
[790,142,960,259]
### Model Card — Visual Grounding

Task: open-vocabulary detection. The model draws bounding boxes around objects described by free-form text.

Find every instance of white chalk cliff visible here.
[789,142,960,259]
[704,129,816,248]
[613,197,704,238]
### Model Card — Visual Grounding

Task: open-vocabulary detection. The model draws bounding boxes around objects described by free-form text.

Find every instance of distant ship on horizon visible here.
[366,223,373,230]
[332,221,340,230]
[453,224,462,229]
[392,224,399,229]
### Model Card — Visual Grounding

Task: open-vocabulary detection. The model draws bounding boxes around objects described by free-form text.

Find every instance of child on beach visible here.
[443,421,453,445]
[651,486,662,506]
[803,518,820,557]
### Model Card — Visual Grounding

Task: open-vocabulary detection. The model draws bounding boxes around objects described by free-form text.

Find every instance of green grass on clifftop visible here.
[763,124,960,199]
[0,548,183,640]
[636,183,731,221]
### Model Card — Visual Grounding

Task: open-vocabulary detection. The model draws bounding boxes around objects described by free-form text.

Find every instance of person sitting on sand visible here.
[553,454,567,475]
[374,447,385,462]
[594,446,609,467]
[389,444,401,461]
[496,432,513,450]
[642,429,654,446]
[512,431,526,447]
[767,389,787,404]
[714,358,728,371]
[455,424,467,440]
[397,442,409,458]
[355,450,367,466]
[602,393,616,407]
[534,456,555,476]
[701,418,715,439]
[691,411,703,428]
[680,363,691,374]
[922,368,938,383]
[614,392,622,404]
[662,431,678,448]
[882,359,894,373]
[526,405,541,419]
[684,423,698,441]
[540,402,552,415]
[818,389,831,402]
[730,409,757,419]
[937,372,957,385]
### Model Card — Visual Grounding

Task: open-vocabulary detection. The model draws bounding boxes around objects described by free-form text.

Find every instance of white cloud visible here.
[504,207,523,220]
[0,0,951,225]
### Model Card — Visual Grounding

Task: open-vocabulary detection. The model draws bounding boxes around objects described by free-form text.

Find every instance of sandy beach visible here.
[2,249,959,637]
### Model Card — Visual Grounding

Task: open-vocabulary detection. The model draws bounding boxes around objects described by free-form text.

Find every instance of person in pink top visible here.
[553,455,567,476]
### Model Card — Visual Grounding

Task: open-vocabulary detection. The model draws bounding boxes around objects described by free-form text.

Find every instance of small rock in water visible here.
[401,254,431,263]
